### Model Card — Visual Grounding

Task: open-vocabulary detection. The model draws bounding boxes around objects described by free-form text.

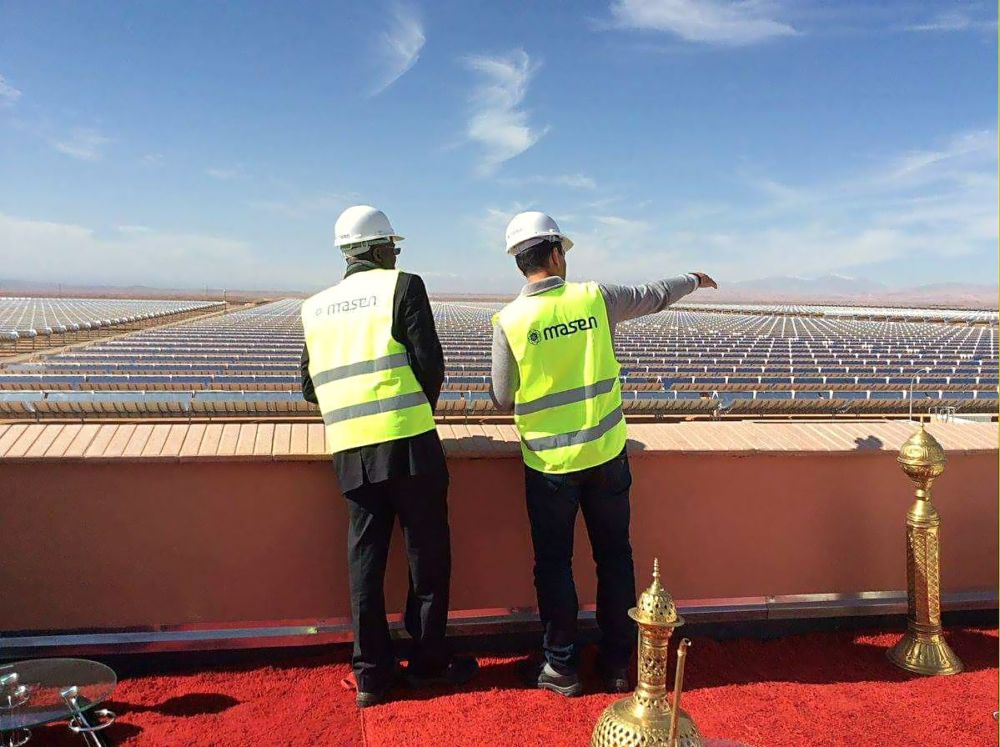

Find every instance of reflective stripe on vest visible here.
[301,269,436,453]
[494,281,626,474]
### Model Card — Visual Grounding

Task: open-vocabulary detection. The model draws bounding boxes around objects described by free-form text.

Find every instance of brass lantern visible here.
[887,423,964,675]
[591,559,702,747]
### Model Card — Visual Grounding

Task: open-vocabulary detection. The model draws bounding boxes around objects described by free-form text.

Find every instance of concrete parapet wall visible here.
[0,420,996,634]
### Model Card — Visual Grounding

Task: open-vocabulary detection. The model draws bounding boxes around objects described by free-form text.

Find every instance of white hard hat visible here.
[334,205,404,256]
[504,211,574,256]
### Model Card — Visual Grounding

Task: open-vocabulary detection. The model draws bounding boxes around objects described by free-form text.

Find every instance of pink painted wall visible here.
[0,450,995,631]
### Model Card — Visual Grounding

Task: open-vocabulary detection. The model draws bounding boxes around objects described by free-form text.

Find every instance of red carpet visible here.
[26,627,998,746]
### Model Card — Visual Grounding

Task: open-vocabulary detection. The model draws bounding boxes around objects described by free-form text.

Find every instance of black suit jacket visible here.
[300,263,447,492]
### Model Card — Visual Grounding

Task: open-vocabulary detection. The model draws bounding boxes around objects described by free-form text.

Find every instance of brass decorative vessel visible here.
[591,559,702,747]
[887,423,964,676]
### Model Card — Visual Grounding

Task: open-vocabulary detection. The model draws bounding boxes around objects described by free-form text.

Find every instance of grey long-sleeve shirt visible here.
[490,274,699,411]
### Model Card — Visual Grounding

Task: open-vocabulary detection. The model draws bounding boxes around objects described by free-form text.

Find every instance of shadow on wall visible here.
[438,429,506,454]
[854,436,884,451]
[433,433,649,455]
[626,438,647,453]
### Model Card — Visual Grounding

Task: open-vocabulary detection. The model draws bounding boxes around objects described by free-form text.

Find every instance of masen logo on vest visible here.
[315,295,377,317]
[528,316,599,345]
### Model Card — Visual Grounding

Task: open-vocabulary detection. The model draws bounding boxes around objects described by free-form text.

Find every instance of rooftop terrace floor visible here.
[17,626,998,747]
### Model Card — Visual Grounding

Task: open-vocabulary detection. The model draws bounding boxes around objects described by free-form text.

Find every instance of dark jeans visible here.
[524,448,637,674]
[343,472,451,692]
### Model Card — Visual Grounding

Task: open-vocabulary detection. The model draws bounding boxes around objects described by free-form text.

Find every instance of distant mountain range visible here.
[1,275,996,309]
[0,279,305,303]
[697,275,997,309]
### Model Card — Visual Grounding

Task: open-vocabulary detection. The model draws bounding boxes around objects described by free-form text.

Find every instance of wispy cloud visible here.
[904,10,997,33]
[370,3,425,96]
[205,166,247,181]
[559,213,662,277]
[141,153,165,166]
[0,74,22,105]
[464,50,549,176]
[502,173,598,190]
[52,128,110,161]
[614,127,998,283]
[469,202,533,253]
[878,129,996,187]
[469,127,997,288]
[594,215,652,232]
[250,191,353,219]
[609,0,798,45]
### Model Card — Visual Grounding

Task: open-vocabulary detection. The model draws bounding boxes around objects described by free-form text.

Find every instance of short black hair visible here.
[515,238,562,275]
[347,239,393,264]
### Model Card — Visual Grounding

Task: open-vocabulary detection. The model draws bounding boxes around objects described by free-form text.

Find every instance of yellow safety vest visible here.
[301,269,436,453]
[494,281,626,473]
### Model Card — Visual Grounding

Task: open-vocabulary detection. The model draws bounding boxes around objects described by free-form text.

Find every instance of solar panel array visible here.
[0,297,996,419]
[0,297,224,345]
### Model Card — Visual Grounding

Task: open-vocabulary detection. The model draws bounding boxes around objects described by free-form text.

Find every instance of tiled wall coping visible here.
[0,420,994,463]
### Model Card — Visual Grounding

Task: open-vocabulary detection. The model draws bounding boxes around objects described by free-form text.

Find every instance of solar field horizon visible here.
[1,293,996,421]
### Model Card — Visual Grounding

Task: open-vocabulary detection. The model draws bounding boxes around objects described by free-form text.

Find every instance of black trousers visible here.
[343,472,451,692]
[524,448,637,674]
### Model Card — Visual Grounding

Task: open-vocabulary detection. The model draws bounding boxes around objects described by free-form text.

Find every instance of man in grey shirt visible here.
[490,211,716,697]
[491,274,711,406]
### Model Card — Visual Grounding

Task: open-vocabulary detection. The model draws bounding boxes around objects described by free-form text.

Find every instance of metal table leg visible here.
[0,728,31,747]
[60,688,116,747]
[0,673,31,747]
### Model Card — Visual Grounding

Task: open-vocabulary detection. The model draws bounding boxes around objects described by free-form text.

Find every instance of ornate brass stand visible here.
[886,424,964,676]
[591,560,702,747]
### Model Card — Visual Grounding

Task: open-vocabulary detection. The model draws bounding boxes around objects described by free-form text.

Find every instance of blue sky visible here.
[0,0,996,293]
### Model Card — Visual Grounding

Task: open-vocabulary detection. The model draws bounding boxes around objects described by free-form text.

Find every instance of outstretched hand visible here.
[692,272,718,289]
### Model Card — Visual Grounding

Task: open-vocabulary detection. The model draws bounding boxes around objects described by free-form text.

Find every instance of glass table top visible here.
[0,658,116,731]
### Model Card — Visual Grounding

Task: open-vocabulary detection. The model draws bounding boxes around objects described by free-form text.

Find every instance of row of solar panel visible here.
[465,372,1000,382]
[34,355,995,370]
[90,338,989,348]
[9,363,298,371]
[14,370,994,382]
[664,376,1000,385]
[441,374,998,384]
[15,356,995,369]
[18,355,299,363]
[96,332,986,341]
[86,349,987,358]
[0,300,224,338]
[8,361,998,376]
[671,302,999,323]
[452,359,995,367]
[1,389,994,405]
[0,375,301,384]
[3,374,996,389]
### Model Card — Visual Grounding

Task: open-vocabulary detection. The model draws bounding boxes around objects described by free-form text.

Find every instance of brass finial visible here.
[898,422,946,468]
[629,558,683,628]
[897,424,947,499]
